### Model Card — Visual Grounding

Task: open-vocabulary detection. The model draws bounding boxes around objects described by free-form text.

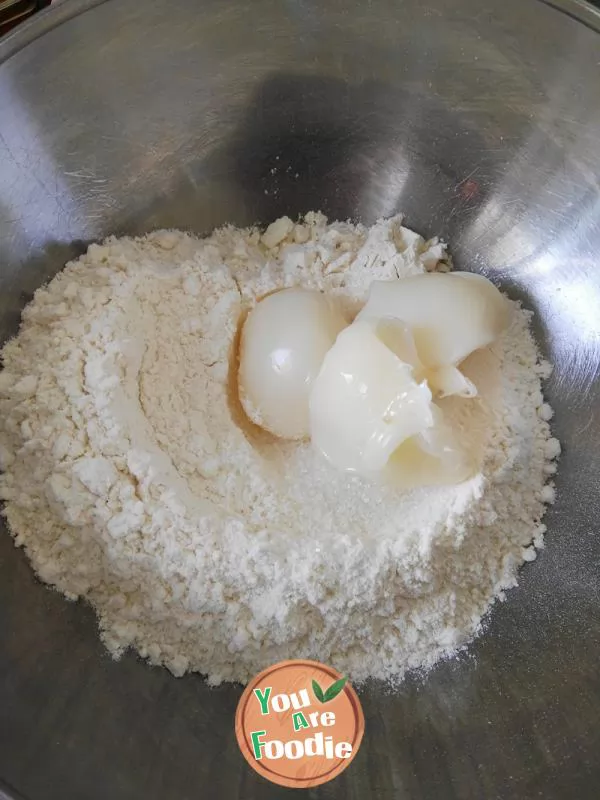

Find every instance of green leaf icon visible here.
[312,679,325,703]
[323,676,348,702]
[312,676,348,703]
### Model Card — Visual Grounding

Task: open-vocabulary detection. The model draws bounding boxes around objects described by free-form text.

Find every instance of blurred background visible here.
[0,0,49,35]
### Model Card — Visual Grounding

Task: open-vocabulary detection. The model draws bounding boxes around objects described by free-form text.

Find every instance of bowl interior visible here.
[1,1,599,798]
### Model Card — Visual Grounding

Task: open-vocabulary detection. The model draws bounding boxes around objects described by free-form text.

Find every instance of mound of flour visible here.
[0,213,559,685]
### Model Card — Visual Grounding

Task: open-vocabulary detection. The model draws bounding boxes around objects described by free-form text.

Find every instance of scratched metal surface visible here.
[0,1,599,798]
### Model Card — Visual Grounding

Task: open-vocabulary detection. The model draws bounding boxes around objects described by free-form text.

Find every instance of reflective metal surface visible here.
[1,1,599,798]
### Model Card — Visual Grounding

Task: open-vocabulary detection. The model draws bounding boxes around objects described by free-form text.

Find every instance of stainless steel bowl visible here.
[1,1,599,798]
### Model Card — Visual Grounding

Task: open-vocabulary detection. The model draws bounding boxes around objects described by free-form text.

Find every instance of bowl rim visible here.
[1,0,600,67]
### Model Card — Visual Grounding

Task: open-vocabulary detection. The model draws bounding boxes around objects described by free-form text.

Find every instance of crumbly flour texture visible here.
[0,213,559,685]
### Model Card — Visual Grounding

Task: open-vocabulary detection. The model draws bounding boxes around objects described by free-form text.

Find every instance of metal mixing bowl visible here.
[1,1,599,798]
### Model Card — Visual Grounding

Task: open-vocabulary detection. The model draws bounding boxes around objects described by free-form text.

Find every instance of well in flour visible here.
[0,213,558,685]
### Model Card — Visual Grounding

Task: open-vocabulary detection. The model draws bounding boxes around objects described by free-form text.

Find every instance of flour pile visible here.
[0,213,559,684]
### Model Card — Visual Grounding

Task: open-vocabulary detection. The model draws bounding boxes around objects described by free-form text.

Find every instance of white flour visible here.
[0,213,559,685]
